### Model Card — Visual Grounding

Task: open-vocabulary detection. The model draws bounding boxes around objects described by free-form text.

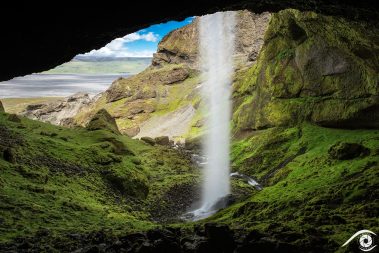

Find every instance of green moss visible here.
[209,123,379,250]
[232,9,379,132]
[0,112,197,243]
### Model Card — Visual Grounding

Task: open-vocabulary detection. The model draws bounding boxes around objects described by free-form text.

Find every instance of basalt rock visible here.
[233,9,379,132]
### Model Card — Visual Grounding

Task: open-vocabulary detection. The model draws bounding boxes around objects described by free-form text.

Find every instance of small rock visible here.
[155,136,170,146]
[131,157,142,165]
[141,137,156,146]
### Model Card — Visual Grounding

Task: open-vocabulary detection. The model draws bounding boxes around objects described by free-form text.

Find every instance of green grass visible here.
[205,123,379,252]
[0,112,198,243]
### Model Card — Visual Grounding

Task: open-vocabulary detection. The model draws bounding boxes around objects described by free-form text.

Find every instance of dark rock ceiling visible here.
[0,0,377,81]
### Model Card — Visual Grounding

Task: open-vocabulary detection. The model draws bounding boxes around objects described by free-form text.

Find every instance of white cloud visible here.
[123,32,159,43]
[79,32,159,58]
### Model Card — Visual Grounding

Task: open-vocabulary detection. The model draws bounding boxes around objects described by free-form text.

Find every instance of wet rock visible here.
[210,194,236,210]
[141,137,156,146]
[123,126,140,137]
[155,136,170,146]
[328,142,369,160]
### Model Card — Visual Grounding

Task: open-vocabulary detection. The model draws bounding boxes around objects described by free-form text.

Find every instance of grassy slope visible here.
[203,124,379,251]
[0,112,198,243]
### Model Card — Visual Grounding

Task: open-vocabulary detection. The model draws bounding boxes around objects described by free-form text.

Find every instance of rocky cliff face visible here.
[152,11,271,69]
[233,9,379,132]
[21,93,94,126]
[77,10,272,139]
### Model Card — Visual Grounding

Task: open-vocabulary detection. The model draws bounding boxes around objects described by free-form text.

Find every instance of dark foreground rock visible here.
[0,224,336,253]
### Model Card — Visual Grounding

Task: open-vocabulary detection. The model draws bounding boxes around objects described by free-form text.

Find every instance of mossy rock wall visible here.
[233,9,379,132]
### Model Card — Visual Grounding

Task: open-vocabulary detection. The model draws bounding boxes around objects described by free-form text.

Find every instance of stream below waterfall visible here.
[177,146,263,221]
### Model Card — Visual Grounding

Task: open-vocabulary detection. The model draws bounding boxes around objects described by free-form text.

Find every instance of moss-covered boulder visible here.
[328,142,369,160]
[155,136,170,146]
[233,9,379,132]
[86,109,120,135]
[141,137,156,146]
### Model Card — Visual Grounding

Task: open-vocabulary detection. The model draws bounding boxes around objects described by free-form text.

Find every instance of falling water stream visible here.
[188,11,236,220]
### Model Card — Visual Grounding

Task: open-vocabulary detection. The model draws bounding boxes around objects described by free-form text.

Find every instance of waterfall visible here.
[191,11,236,219]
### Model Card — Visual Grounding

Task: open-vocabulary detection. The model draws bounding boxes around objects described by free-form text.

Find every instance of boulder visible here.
[86,109,120,135]
[155,136,170,146]
[141,137,156,146]
[328,142,369,160]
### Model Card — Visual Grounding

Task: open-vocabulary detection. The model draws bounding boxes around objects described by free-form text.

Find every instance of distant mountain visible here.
[73,56,152,62]
[44,57,152,75]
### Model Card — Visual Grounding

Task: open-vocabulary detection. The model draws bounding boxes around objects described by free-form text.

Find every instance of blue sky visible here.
[79,17,194,58]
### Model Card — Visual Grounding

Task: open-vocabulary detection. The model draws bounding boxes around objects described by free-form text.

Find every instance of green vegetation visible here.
[0,111,198,243]
[206,123,379,251]
[232,9,379,132]
[43,58,152,75]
